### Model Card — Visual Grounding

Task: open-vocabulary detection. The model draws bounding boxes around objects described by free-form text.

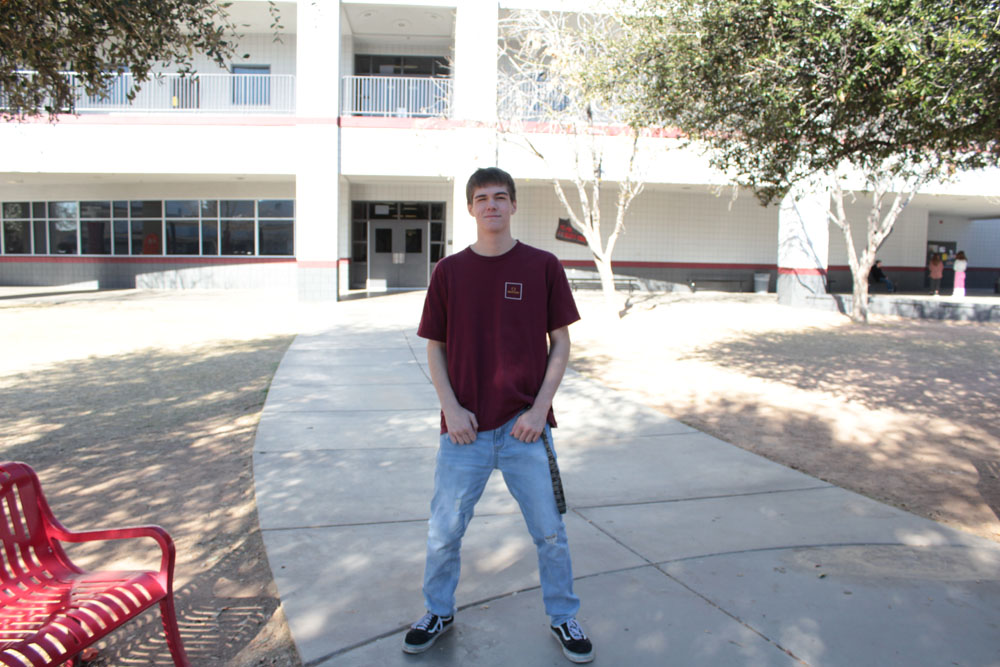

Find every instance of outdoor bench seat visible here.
[568,276,640,294]
[686,273,749,292]
[0,461,189,667]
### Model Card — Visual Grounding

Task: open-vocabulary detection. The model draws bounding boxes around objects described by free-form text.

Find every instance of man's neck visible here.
[471,235,517,257]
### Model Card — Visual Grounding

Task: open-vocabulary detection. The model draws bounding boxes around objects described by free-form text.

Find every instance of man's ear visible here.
[467,202,474,216]
[511,200,517,214]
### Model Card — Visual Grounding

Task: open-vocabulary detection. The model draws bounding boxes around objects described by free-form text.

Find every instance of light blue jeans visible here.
[422,413,581,626]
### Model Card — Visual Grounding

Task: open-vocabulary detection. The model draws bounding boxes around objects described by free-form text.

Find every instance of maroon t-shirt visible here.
[418,242,581,433]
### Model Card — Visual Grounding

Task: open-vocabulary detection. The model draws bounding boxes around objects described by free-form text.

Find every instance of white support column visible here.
[449,1,500,253]
[453,1,498,124]
[295,0,341,300]
[777,183,836,308]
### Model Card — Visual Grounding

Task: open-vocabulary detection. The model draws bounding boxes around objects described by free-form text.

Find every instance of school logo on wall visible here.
[555,218,587,246]
[505,282,523,300]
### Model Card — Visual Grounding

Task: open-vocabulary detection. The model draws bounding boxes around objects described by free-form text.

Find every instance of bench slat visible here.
[0,462,189,666]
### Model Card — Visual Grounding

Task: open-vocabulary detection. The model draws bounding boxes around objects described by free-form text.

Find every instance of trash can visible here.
[753,272,770,293]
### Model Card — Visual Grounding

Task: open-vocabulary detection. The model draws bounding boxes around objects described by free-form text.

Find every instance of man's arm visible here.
[511,325,571,443]
[427,339,479,445]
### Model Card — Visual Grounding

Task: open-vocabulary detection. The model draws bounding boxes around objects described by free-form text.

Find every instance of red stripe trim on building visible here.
[339,116,685,137]
[825,265,977,273]
[778,267,827,276]
[0,255,295,265]
[338,116,485,130]
[563,260,777,271]
[20,114,298,127]
[500,121,684,139]
[297,260,340,269]
[14,113,689,137]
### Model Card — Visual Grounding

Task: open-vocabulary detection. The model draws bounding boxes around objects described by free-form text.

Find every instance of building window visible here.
[1,202,30,254]
[354,55,450,78]
[257,199,294,256]
[430,203,445,264]
[232,65,271,106]
[113,201,129,255]
[374,228,393,253]
[165,200,200,255]
[1,198,294,258]
[202,200,219,255]
[79,201,112,255]
[220,199,255,255]
[48,202,78,254]
[221,220,254,255]
[405,228,423,254]
[351,202,368,263]
[131,201,163,255]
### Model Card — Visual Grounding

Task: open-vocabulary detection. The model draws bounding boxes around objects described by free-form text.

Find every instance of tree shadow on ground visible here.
[0,336,301,666]
[570,317,1000,541]
[670,395,1000,534]
[679,320,1000,422]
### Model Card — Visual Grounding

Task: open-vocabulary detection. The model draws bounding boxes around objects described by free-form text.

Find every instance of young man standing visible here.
[404,167,593,663]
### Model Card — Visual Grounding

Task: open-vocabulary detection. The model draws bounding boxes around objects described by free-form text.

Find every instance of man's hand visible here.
[511,407,547,443]
[427,339,479,445]
[444,405,479,445]
[510,326,570,444]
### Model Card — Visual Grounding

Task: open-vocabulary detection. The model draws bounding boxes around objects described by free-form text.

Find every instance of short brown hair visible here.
[466,167,516,205]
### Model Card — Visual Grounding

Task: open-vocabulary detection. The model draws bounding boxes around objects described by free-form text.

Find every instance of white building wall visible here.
[349,182,452,202]
[498,135,726,187]
[512,185,778,265]
[341,127,462,177]
[229,33,298,76]
[158,32,297,76]
[928,216,1000,266]
[0,122,298,176]
[340,23,355,83]
[828,201,929,267]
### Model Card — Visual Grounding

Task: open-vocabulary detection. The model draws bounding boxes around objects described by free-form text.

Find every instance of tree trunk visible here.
[593,254,620,315]
[851,269,870,324]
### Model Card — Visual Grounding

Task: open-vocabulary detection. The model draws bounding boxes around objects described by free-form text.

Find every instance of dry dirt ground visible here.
[1,287,998,666]
[0,288,333,666]
[570,290,1000,544]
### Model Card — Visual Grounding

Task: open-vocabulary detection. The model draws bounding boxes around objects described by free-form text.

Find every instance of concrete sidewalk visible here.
[252,291,1000,667]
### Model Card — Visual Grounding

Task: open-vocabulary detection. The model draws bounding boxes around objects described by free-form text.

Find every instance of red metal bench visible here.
[0,462,189,666]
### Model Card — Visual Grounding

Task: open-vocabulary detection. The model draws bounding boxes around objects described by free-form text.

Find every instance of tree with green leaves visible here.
[603,0,1000,322]
[0,0,281,119]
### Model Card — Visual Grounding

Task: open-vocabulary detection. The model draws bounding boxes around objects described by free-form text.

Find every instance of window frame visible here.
[0,198,295,258]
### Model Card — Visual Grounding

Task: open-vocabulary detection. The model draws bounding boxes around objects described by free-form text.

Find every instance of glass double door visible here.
[368,221,428,288]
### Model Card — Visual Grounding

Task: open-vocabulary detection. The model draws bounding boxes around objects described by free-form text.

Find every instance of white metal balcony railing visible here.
[3,71,607,122]
[342,75,452,118]
[3,71,296,114]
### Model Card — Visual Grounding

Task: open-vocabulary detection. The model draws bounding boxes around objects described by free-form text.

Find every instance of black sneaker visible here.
[402,612,453,654]
[550,619,594,663]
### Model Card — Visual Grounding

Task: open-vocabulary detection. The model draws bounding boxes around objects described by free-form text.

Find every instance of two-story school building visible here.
[2,0,999,301]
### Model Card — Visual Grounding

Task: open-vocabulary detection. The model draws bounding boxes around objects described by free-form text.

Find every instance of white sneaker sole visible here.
[402,621,452,654]
[550,628,595,663]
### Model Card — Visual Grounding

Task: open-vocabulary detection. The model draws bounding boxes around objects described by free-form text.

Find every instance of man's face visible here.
[468,184,516,234]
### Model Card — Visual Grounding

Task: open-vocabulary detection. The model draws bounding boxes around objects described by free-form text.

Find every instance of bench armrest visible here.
[46,523,176,584]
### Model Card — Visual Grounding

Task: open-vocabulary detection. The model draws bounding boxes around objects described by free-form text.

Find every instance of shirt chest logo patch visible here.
[505,282,523,300]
